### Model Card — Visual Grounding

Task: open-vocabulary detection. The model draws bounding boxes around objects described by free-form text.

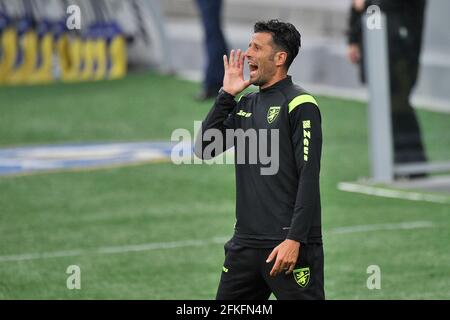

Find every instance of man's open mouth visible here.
[248,62,258,76]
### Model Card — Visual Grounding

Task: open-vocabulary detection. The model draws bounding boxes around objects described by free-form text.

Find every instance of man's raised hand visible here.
[223,49,251,96]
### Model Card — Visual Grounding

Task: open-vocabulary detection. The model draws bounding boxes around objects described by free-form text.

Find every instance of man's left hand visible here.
[266,239,301,276]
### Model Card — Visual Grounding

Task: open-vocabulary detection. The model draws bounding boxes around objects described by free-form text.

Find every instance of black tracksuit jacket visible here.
[196,76,323,247]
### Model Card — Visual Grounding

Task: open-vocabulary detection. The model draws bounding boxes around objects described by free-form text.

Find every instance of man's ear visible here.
[275,51,288,67]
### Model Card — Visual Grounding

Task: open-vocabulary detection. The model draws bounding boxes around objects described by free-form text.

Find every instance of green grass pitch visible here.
[0,73,449,299]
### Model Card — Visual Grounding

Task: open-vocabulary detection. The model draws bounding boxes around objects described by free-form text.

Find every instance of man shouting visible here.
[196,19,324,300]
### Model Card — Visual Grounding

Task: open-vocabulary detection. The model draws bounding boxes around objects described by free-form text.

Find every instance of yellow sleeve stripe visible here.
[238,93,248,102]
[288,94,318,113]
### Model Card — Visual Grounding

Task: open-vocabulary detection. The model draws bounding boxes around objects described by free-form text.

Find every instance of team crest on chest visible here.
[267,106,281,124]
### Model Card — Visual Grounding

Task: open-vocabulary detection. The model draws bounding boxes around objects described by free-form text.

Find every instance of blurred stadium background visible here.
[0,0,449,299]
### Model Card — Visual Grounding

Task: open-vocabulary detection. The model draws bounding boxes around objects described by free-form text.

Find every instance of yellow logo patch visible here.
[267,106,281,124]
[293,267,310,287]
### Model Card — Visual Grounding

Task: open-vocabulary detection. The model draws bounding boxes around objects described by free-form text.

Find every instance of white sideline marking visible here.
[338,182,450,204]
[0,237,227,263]
[0,221,434,263]
[330,221,434,234]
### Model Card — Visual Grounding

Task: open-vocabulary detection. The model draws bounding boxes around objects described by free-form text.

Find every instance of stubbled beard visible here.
[252,52,276,87]
[252,70,274,87]
[251,74,267,87]
[252,78,264,87]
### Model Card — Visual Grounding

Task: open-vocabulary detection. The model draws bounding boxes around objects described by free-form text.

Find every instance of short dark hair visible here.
[254,19,301,70]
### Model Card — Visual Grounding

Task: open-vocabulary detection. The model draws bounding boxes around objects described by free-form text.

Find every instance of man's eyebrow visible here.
[249,41,261,47]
